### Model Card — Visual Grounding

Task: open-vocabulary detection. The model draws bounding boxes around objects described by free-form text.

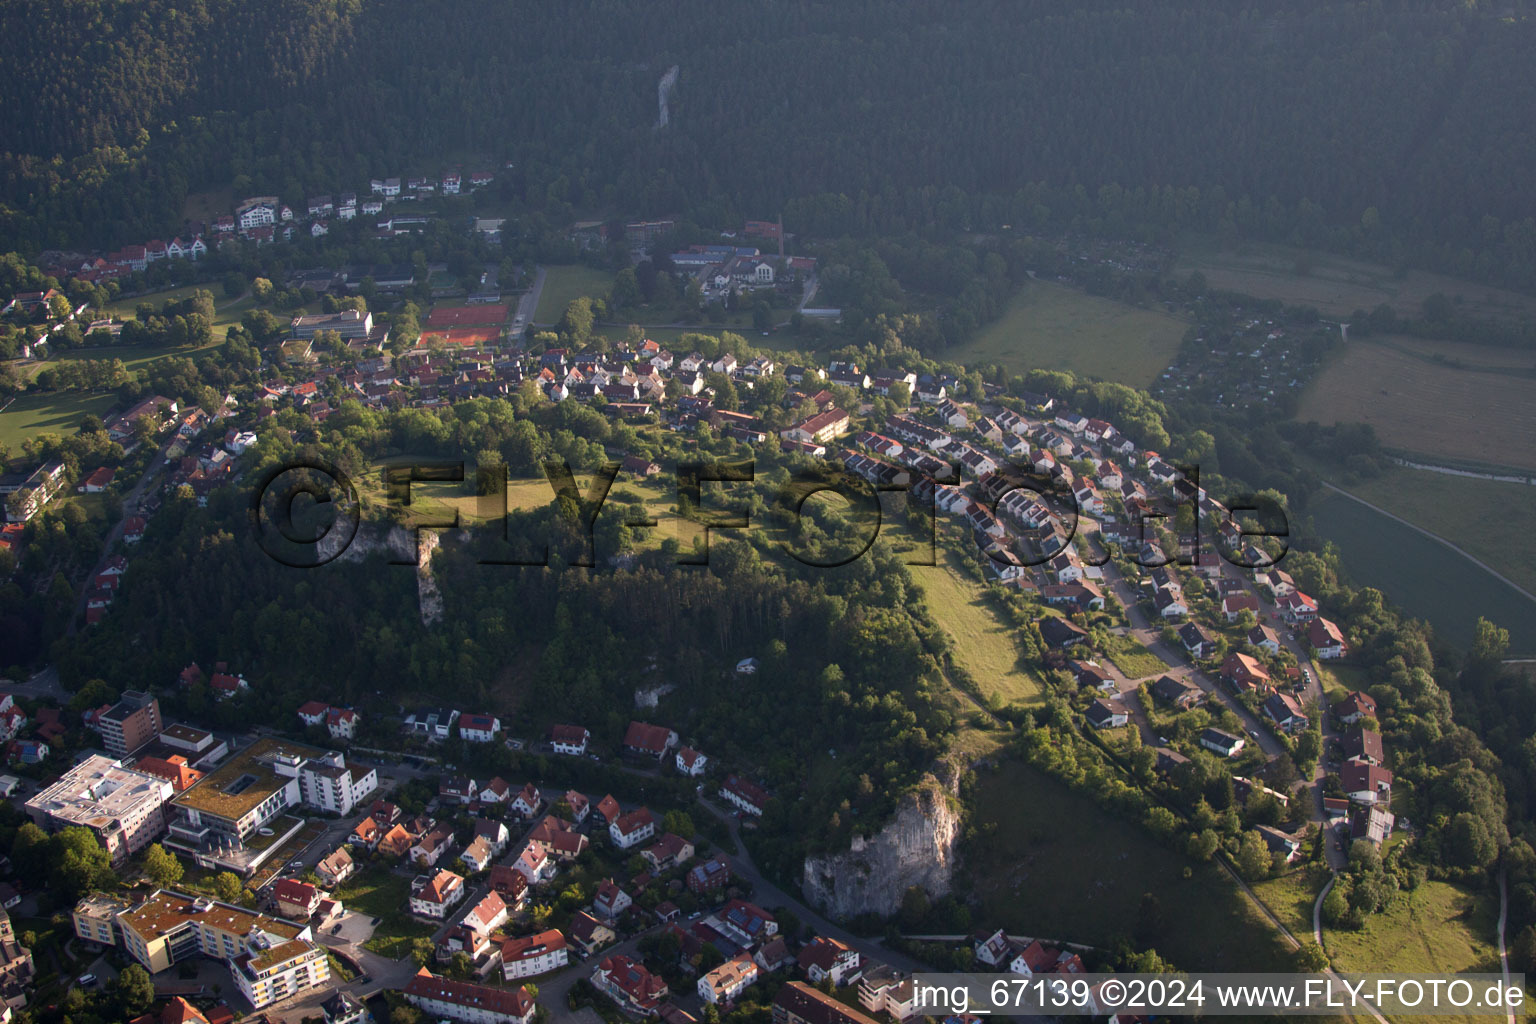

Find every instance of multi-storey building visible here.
[98,691,163,758]
[73,889,329,1009]
[167,738,376,850]
[25,756,173,865]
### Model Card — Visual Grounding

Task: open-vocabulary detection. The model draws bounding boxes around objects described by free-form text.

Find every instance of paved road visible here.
[518,266,548,328]
[1088,534,1286,760]
[68,435,175,635]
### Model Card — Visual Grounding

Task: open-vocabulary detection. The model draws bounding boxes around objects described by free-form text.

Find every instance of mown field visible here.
[1177,238,1536,324]
[533,264,615,323]
[1309,487,1536,654]
[1334,467,1536,599]
[949,280,1186,387]
[1297,340,1536,471]
[969,761,1296,972]
[0,390,118,448]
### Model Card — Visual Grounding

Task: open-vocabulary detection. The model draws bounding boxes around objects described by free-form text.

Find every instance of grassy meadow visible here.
[949,279,1187,387]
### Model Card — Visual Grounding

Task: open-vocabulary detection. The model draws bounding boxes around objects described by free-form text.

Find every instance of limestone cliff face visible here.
[801,774,962,920]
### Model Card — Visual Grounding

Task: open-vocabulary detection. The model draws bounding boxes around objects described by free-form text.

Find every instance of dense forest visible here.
[5,1,1536,289]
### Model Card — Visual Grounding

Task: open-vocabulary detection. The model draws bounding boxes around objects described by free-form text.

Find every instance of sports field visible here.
[949,280,1186,386]
[0,391,119,449]
[533,265,614,322]
[1297,340,1536,471]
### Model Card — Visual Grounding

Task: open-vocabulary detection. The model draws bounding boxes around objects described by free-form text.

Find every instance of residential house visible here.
[1341,760,1393,804]
[459,713,501,743]
[403,968,535,1024]
[591,955,668,1017]
[699,953,758,1005]
[1307,617,1349,659]
[511,783,543,818]
[1200,728,1245,758]
[642,833,694,872]
[594,879,633,920]
[461,836,494,874]
[569,911,616,956]
[624,722,677,761]
[549,725,590,755]
[316,848,355,888]
[273,879,322,921]
[719,775,768,816]
[1221,652,1271,692]
[501,929,569,980]
[1085,699,1128,729]
[1333,691,1377,725]
[799,936,861,986]
[409,870,466,919]
[610,809,656,849]
[1263,692,1309,733]
[1342,727,1385,766]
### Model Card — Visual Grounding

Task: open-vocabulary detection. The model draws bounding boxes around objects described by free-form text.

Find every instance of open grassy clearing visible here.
[949,279,1187,387]
[968,761,1296,972]
[910,548,1045,706]
[533,264,615,322]
[1309,488,1536,654]
[1297,340,1536,472]
[334,867,436,960]
[1322,879,1500,1024]
[1251,863,1330,943]
[0,390,118,449]
[1332,466,1536,600]
[1177,237,1536,324]
[1099,632,1167,679]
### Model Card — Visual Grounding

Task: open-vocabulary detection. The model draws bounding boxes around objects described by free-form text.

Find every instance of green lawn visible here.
[910,548,1045,706]
[950,280,1187,387]
[968,761,1296,972]
[335,867,436,960]
[1099,632,1167,679]
[1310,487,1536,655]
[0,390,119,449]
[534,265,615,323]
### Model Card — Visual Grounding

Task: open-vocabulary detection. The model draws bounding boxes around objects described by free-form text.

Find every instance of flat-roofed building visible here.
[98,691,162,758]
[25,755,173,865]
[290,309,374,340]
[158,723,229,769]
[167,738,376,855]
[77,888,328,1009]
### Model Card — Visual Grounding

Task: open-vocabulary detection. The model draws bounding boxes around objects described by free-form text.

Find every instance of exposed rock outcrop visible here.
[801,770,962,920]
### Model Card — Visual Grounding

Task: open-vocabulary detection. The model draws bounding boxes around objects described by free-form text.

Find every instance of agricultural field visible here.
[1297,340,1536,471]
[1332,467,1536,600]
[968,761,1296,972]
[911,548,1045,707]
[1308,487,1536,654]
[0,390,118,449]
[1177,238,1536,324]
[1322,879,1501,1024]
[949,279,1187,387]
[533,264,615,323]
